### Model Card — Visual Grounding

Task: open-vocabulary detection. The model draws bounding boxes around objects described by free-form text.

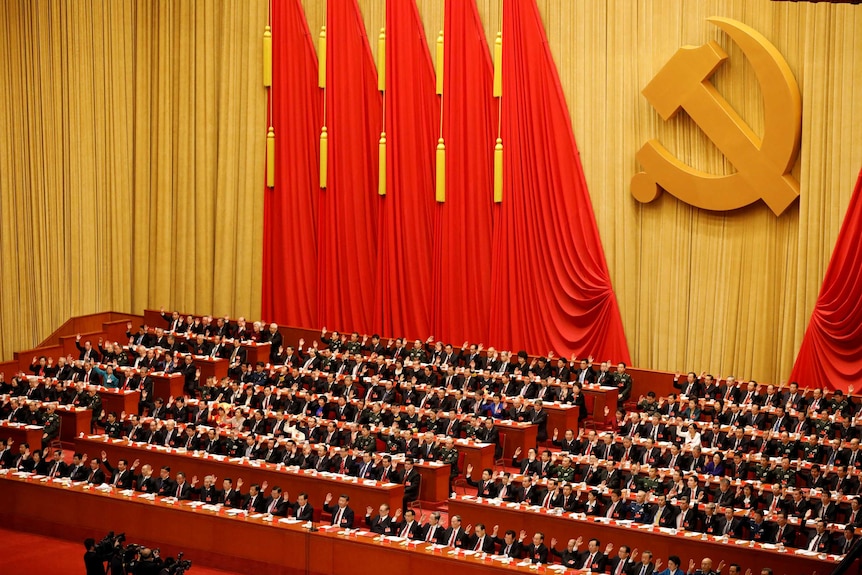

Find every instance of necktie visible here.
[639,566,647,575]
[268,499,276,513]
[543,492,552,508]
[810,534,821,551]
[401,523,411,538]
[176,485,182,498]
[448,529,457,547]
[475,537,482,551]
[426,526,436,542]
[587,554,595,568]
[114,472,121,486]
[777,526,783,543]
[334,508,343,526]
[616,559,625,575]
[505,544,511,555]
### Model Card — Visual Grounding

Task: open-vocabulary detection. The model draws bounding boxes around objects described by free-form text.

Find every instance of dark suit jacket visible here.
[443,526,470,548]
[421,522,446,544]
[525,543,549,564]
[366,514,397,535]
[293,503,314,521]
[324,503,355,528]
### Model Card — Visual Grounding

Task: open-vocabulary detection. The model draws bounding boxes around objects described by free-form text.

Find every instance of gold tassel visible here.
[266,127,275,187]
[436,138,446,202]
[436,31,444,95]
[378,132,387,196]
[319,126,328,188]
[263,25,272,87]
[494,137,503,202]
[378,28,386,91]
[318,25,327,88]
[493,32,502,98]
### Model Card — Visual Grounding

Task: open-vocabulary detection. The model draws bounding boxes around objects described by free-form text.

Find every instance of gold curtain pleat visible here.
[0,0,267,360]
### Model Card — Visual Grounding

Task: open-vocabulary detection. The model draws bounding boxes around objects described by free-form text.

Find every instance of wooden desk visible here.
[0,474,542,575]
[411,460,449,502]
[448,496,836,575]
[496,421,537,457]
[74,436,403,516]
[544,403,580,435]
[457,441,495,475]
[98,389,140,417]
[582,385,618,418]
[56,407,91,443]
[194,357,228,382]
[242,342,272,366]
[0,422,43,449]
[151,372,185,401]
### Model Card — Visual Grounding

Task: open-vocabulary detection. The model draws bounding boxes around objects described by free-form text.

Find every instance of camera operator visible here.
[127,547,164,575]
[83,538,106,575]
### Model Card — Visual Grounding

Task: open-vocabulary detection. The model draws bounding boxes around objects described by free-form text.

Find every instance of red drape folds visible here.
[317,0,382,334]
[432,0,496,345]
[790,167,862,391]
[489,0,631,363]
[373,0,439,338]
[262,0,321,327]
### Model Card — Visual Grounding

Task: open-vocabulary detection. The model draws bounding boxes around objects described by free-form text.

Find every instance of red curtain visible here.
[790,167,862,391]
[372,0,439,338]
[489,0,631,363]
[432,0,496,345]
[316,0,382,334]
[262,0,321,328]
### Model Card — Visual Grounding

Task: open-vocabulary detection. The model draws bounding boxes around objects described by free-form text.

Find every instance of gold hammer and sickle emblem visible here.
[631,17,802,216]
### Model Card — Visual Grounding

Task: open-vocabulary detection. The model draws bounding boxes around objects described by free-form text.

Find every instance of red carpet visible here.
[0,526,239,575]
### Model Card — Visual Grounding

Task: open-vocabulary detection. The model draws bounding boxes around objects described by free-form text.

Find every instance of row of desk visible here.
[0,471,836,575]
[0,473,541,575]
[448,496,837,575]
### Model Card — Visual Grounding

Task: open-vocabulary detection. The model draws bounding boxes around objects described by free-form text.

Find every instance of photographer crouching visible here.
[85,532,191,575]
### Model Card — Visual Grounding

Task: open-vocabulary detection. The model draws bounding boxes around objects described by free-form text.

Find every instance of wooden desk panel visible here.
[0,474,542,575]
[99,389,140,417]
[151,373,185,402]
[497,422,537,458]
[414,461,449,502]
[74,437,403,516]
[458,441,495,475]
[448,497,834,575]
[0,422,43,449]
[242,342,272,366]
[194,358,228,382]
[57,407,91,442]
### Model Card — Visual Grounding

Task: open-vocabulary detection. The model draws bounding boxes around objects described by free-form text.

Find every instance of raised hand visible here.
[366,506,373,516]
[325,493,333,504]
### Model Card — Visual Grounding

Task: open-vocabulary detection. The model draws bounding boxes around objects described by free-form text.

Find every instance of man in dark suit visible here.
[607,545,636,575]
[632,550,656,575]
[770,513,796,547]
[85,457,106,484]
[196,475,220,504]
[524,531,549,564]
[172,472,194,500]
[420,511,446,544]
[532,401,549,442]
[493,529,523,559]
[466,465,500,499]
[286,492,312,521]
[717,508,742,538]
[365,503,397,535]
[324,493,355,528]
[577,537,607,572]
[512,447,541,476]
[443,514,470,548]
[243,482,268,513]
[806,519,832,553]
[264,485,289,516]
[468,523,497,553]
[401,458,421,511]
[101,452,137,489]
[392,508,422,539]
[220,478,243,508]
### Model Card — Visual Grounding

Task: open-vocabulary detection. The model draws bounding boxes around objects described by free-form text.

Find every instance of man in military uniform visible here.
[772,457,796,488]
[354,425,377,453]
[553,456,576,483]
[439,437,461,486]
[641,467,664,494]
[79,385,103,433]
[41,403,61,448]
[344,333,363,355]
[612,363,633,406]
[102,411,123,439]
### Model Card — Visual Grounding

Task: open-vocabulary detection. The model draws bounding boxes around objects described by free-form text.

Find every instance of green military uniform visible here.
[355,434,376,453]
[637,399,659,417]
[345,341,362,355]
[800,442,822,462]
[439,446,460,476]
[774,441,798,458]
[554,465,576,483]
[773,467,796,487]
[464,426,481,440]
[641,476,663,494]
[42,412,61,446]
[116,351,130,367]
[408,349,427,362]
[753,463,774,483]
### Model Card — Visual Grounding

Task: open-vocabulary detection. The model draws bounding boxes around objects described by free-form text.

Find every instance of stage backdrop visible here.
[2,0,862,386]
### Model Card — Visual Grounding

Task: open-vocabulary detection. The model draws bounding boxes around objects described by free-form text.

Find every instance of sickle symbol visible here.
[631,17,802,216]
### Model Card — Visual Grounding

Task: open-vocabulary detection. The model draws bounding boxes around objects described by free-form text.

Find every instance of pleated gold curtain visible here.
[0,0,266,360]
